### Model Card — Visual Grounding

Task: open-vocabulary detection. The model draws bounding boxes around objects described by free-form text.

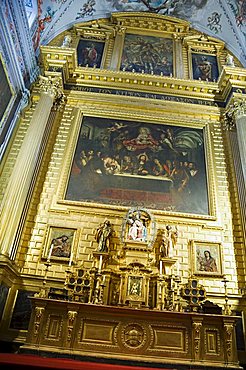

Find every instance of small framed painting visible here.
[191,53,219,82]
[127,276,143,297]
[77,39,105,68]
[191,240,223,276]
[43,226,77,263]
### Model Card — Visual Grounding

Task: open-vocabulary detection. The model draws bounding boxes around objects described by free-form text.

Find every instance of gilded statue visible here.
[159,225,178,258]
[95,220,112,253]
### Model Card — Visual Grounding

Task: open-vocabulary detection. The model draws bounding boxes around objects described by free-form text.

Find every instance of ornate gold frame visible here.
[42,225,78,263]
[56,100,217,221]
[190,240,223,277]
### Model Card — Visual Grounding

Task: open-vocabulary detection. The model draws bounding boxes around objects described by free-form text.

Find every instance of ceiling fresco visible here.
[27,0,246,66]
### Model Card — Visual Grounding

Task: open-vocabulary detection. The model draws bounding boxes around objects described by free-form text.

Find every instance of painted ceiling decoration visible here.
[27,0,246,67]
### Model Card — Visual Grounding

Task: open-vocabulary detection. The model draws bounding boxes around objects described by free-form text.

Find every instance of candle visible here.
[99,254,103,272]
[68,252,73,267]
[47,243,53,261]
[160,260,163,276]
[177,259,180,275]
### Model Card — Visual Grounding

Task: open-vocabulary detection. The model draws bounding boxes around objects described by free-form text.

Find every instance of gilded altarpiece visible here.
[0,12,245,369]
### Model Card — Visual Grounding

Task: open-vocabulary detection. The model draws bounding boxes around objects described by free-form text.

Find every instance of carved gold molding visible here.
[34,306,45,336]
[39,75,65,102]
[224,96,246,130]
[67,310,77,343]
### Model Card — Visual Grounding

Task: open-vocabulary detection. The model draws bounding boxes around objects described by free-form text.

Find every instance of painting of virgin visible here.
[65,116,209,215]
[191,53,219,82]
[191,241,222,276]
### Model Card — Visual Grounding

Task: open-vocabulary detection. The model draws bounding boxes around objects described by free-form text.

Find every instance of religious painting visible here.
[9,290,36,330]
[0,283,9,321]
[127,276,143,297]
[191,53,219,82]
[77,39,105,68]
[43,226,76,263]
[0,54,14,128]
[120,34,173,75]
[65,116,209,215]
[191,241,222,276]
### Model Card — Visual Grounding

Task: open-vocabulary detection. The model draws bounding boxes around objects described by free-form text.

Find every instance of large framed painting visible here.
[65,116,209,215]
[0,54,14,128]
[120,34,173,76]
[77,39,105,68]
[191,53,219,82]
[190,240,223,277]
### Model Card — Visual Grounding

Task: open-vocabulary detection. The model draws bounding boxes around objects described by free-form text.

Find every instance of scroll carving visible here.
[224,323,234,361]
[192,321,202,358]
[34,307,45,336]
[67,310,77,342]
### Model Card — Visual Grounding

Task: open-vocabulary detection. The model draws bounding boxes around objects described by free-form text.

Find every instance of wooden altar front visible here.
[21,297,242,369]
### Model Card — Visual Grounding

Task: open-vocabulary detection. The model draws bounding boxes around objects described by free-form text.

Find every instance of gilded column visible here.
[224,95,246,254]
[0,76,64,258]
[225,96,246,183]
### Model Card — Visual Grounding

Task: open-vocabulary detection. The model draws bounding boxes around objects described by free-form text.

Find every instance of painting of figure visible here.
[77,39,105,68]
[44,227,76,260]
[65,116,209,215]
[192,53,219,82]
[120,34,173,75]
[128,277,142,297]
[192,241,222,276]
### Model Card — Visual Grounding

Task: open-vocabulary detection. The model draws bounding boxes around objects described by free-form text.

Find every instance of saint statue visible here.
[95,220,112,253]
[159,225,178,258]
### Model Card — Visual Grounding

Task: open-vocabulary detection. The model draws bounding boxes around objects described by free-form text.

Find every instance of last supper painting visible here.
[65,117,209,215]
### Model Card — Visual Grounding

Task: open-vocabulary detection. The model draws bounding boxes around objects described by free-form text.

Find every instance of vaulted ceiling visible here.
[25,0,246,67]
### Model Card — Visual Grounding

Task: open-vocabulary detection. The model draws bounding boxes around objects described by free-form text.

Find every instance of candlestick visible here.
[47,243,54,261]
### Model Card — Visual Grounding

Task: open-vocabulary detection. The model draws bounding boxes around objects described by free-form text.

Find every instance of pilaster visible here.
[0,76,64,259]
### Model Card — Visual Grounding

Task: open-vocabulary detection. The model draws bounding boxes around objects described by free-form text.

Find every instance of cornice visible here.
[111,12,190,34]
